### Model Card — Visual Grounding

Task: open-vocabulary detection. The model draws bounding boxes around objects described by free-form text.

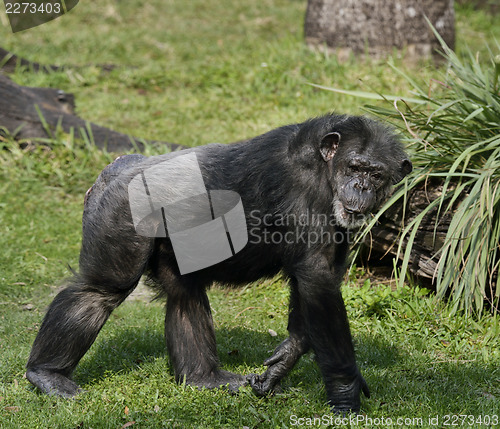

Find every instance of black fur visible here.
[26,113,411,412]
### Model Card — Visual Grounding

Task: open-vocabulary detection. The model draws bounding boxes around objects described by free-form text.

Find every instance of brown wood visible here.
[0,74,181,153]
[304,0,455,61]
[363,179,455,281]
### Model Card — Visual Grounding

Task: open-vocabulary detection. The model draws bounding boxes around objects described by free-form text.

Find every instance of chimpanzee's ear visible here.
[392,158,413,184]
[320,132,341,162]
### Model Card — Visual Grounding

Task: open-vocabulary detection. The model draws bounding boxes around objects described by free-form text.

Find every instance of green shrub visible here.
[319,32,500,315]
[377,37,500,315]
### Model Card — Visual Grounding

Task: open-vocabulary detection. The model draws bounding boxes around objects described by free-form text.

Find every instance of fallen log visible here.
[0,74,181,153]
[363,179,454,282]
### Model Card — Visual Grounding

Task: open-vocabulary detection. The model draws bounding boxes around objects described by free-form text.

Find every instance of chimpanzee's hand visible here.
[248,336,306,396]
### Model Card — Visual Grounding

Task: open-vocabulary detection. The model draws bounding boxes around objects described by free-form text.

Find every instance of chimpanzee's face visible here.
[318,127,412,229]
[333,152,393,228]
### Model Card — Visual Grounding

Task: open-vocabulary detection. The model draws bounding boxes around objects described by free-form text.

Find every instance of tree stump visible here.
[304,0,455,61]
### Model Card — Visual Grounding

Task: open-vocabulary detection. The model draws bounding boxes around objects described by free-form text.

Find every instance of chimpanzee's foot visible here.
[186,370,248,393]
[328,372,370,414]
[26,368,82,398]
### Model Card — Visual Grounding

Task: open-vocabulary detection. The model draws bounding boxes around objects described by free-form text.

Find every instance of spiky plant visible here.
[317,32,500,315]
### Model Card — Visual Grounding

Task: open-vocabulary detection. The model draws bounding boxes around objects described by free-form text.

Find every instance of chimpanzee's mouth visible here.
[333,200,367,229]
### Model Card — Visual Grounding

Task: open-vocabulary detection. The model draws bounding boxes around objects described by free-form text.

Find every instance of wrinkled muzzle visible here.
[340,179,376,215]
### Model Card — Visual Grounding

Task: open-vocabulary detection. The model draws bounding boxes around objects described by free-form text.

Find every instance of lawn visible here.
[0,1,499,427]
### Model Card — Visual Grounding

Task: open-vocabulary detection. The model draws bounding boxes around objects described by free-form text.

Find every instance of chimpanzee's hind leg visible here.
[26,178,154,397]
[153,264,246,391]
[26,273,139,397]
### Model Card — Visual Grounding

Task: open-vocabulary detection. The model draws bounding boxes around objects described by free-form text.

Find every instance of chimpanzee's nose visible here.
[344,206,361,215]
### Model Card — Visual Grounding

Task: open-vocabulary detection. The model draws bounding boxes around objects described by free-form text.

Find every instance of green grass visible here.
[0,0,445,146]
[1,1,500,427]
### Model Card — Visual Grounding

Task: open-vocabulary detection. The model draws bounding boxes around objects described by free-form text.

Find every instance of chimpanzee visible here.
[26,113,412,413]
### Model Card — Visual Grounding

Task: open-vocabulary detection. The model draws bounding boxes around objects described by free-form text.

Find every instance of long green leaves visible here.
[320,37,500,315]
